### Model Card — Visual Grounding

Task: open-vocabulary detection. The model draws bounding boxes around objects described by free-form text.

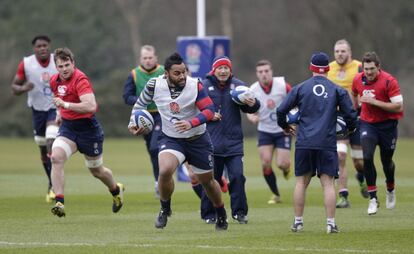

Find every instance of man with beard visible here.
[128,52,228,230]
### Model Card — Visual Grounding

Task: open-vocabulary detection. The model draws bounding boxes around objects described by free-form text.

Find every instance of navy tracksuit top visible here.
[203,75,260,156]
[277,76,357,151]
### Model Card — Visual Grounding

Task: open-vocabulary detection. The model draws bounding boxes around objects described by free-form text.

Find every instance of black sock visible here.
[192,184,203,199]
[55,194,64,204]
[160,199,171,212]
[215,204,226,218]
[369,191,377,199]
[263,169,279,196]
[339,190,349,199]
[110,185,120,196]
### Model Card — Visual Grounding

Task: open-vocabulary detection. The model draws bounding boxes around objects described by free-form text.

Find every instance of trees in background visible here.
[0,0,412,136]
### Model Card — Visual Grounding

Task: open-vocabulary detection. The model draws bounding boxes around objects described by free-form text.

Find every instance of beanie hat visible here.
[210,55,232,74]
[309,52,330,74]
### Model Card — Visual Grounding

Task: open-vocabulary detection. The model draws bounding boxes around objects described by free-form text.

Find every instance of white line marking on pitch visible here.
[0,241,400,253]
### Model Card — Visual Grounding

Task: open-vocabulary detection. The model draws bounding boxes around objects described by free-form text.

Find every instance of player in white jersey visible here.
[128,53,228,230]
[247,60,292,204]
[11,35,59,203]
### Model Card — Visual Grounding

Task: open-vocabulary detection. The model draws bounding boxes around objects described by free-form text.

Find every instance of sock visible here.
[263,167,279,196]
[55,194,64,204]
[386,182,395,193]
[356,171,365,184]
[110,184,120,196]
[192,184,203,199]
[160,199,171,212]
[294,216,303,224]
[214,203,226,218]
[368,185,377,199]
[339,189,349,199]
[327,218,335,226]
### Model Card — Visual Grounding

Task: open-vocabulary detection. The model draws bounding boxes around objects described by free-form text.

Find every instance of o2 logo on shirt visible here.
[363,89,375,98]
[169,102,180,114]
[57,85,67,96]
[313,84,328,98]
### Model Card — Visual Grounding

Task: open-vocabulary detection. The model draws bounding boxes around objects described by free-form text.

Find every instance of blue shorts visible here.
[360,120,398,150]
[337,119,361,146]
[257,131,291,149]
[31,108,57,136]
[295,149,339,177]
[158,132,214,170]
[58,116,104,157]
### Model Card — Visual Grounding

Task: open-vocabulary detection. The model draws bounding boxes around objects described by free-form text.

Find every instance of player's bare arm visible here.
[11,76,34,95]
[53,93,97,114]
[360,95,403,113]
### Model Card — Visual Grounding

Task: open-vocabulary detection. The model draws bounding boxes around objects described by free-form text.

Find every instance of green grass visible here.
[0,137,413,253]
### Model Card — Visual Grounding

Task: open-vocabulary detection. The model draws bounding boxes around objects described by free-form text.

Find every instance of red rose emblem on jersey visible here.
[41,72,51,83]
[267,99,276,109]
[169,102,180,114]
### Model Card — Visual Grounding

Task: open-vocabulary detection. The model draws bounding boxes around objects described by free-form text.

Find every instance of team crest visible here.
[57,85,67,96]
[266,99,276,109]
[41,72,51,83]
[169,102,180,114]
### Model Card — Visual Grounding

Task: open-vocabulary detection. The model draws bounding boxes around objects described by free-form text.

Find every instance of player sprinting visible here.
[128,52,228,230]
[49,47,124,217]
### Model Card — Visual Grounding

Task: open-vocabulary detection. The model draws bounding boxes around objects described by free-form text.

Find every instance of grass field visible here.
[0,137,413,254]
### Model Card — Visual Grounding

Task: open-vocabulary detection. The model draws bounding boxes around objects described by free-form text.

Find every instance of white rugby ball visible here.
[230,85,254,105]
[336,116,347,137]
[286,108,300,124]
[134,110,154,132]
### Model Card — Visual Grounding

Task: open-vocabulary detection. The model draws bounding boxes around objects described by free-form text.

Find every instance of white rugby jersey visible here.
[23,54,57,111]
[250,77,288,133]
[133,75,206,138]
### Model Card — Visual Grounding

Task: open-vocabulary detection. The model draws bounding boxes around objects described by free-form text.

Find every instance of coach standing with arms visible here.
[352,52,403,215]
[277,52,357,233]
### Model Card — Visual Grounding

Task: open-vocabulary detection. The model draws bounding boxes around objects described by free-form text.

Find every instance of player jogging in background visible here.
[327,39,368,208]
[247,59,292,205]
[49,47,124,217]
[11,35,58,203]
[128,52,228,230]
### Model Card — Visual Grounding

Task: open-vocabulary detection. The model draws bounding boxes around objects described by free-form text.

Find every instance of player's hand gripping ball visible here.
[230,85,254,105]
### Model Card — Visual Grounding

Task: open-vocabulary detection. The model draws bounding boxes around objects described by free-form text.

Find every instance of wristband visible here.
[63,102,70,109]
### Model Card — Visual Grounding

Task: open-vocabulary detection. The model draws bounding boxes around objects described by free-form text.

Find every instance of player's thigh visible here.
[275,148,291,166]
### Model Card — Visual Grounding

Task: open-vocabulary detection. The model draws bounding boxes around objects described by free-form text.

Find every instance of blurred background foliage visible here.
[1,0,413,137]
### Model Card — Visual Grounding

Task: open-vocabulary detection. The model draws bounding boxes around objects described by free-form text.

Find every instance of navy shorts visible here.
[144,112,162,153]
[58,116,104,157]
[31,108,57,136]
[337,119,361,146]
[257,131,291,149]
[295,149,339,177]
[158,132,214,170]
[360,120,398,150]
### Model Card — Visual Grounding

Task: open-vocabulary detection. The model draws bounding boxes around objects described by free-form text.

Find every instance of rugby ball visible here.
[133,110,154,132]
[286,108,300,124]
[336,116,347,137]
[230,85,254,105]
